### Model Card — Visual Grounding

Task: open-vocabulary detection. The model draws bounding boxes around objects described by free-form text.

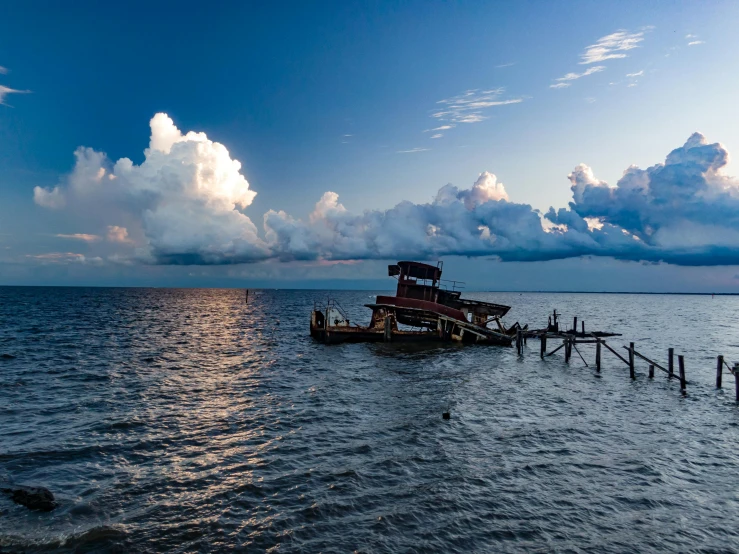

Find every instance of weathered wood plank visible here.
[602,341,630,367]
[546,343,565,357]
[572,343,588,367]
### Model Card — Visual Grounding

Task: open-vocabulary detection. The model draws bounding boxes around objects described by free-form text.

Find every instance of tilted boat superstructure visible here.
[310,261,521,345]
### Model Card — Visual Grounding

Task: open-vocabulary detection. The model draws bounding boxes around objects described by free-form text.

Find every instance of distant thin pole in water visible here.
[245,289,249,304]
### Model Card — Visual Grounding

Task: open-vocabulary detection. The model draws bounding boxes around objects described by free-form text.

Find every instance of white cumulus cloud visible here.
[34,186,66,208]
[35,113,268,264]
[106,225,133,244]
[36,114,739,267]
[559,132,739,264]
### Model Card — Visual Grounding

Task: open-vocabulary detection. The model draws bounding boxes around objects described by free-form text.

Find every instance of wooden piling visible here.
[716,355,724,388]
[668,348,674,378]
[581,321,585,335]
[540,333,547,358]
[516,329,522,355]
[629,342,635,379]
[595,339,601,372]
[649,364,655,378]
[564,338,571,363]
[734,363,739,402]
[518,329,523,356]
[573,317,578,334]
[384,316,392,342]
[678,355,686,392]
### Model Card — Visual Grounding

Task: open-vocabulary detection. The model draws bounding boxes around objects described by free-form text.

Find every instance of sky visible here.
[2,0,739,291]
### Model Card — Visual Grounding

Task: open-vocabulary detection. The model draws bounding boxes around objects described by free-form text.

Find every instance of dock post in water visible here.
[678,355,686,393]
[516,329,522,355]
[516,329,521,356]
[734,363,739,402]
[245,289,249,304]
[581,321,585,335]
[595,339,601,372]
[573,317,577,334]
[649,364,655,378]
[629,342,635,379]
[564,338,571,363]
[540,334,547,359]
[717,355,724,388]
[668,348,674,378]
[384,316,392,342]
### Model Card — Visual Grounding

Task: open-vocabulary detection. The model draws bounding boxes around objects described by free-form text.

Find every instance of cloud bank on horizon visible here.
[33,114,739,267]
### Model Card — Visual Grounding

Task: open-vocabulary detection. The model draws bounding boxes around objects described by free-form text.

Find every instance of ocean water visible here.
[1,287,739,553]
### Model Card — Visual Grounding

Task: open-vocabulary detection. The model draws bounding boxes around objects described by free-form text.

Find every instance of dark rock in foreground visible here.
[1,485,57,511]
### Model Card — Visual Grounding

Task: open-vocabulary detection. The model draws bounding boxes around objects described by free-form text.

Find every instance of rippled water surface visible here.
[2,287,739,552]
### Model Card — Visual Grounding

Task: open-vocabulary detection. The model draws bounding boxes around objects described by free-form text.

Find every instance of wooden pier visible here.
[517,310,697,397]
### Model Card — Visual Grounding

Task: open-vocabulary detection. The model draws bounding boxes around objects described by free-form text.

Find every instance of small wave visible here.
[99,418,147,431]
[0,525,127,552]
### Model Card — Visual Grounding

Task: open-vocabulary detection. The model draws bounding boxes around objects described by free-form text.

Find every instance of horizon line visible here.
[0,285,735,295]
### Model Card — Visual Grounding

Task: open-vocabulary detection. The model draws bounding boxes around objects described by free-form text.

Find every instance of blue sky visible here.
[2,0,739,290]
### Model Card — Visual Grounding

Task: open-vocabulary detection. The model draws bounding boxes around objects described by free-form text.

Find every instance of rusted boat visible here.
[310,261,517,346]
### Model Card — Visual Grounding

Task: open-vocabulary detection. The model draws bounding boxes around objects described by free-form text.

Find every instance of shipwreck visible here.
[310,261,520,345]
